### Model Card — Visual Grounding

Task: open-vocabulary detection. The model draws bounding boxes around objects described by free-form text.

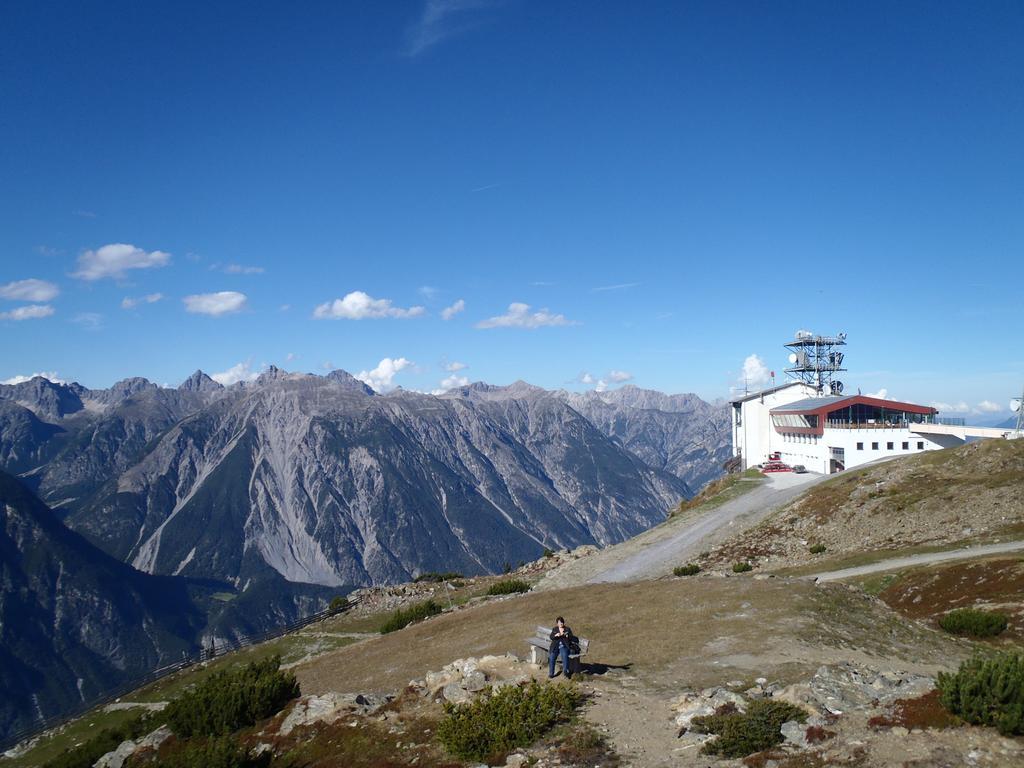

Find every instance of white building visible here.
[730,383,964,474]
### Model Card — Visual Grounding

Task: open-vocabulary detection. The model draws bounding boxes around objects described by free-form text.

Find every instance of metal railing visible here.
[0,598,360,754]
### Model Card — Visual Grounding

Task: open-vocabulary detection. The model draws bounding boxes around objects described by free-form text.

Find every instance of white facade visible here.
[731,385,962,474]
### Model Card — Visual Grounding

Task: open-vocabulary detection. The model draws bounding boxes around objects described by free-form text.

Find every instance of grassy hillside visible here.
[701,439,1024,573]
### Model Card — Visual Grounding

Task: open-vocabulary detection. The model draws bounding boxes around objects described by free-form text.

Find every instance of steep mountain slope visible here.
[66,374,689,590]
[557,385,731,490]
[0,471,202,741]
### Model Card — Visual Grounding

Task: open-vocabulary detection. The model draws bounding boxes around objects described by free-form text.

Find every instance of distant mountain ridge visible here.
[0,370,727,598]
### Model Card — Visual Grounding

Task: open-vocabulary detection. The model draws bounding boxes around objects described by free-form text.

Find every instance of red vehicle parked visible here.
[761,460,792,473]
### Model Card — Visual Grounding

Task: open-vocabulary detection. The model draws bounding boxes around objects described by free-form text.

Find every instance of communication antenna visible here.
[783,330,847,396]
[1011,386,1024,438]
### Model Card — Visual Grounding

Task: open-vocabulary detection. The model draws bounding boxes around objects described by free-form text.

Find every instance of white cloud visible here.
[313,291,425,320]
[0,278,59,302]
[592,282,640,292]
[418,285,439,299]
[222,264,264,275]
[739,354,771,389]
[608,370,633,383]
[211,362,260,386]
[405,0,492,56]
[976,400,1003,414]
[72,243,170,281]
[441,298,466,321]
[121,293,164,309]
[865,388,889,399]
[580,372,595,385]
[931,400,971,413]
[286,352,297,362]
[72,312,103,330]
[445,361,468,372]
[356,357,412,392]
[0,304,55,321]
[183,291,248,316]
[476,302,575,329]
[431,373,470,394]
[2,371,64,385]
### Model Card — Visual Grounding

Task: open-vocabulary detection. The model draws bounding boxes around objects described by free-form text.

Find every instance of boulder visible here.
[278,692,392,736]
[780,720,808,748]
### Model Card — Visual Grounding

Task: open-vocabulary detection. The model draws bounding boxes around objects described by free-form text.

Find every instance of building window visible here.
[856,442,864,450]
[871,442,878,450]
[887,442,894,450]
[902,442,909,450]
[918,441,924,450]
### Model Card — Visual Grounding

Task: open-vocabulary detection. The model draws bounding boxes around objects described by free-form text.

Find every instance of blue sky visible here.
[1,1,1022,417]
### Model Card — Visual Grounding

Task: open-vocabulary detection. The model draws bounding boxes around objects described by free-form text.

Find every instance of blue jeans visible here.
[549,644,570,677]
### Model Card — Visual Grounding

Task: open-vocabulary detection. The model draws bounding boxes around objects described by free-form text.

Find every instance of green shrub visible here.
[437,681,581,763]
[692,699,808,758]
[164,655,299,738]
[938,652,1024,735]
[938,608,1008,638]
[543,547,555,558]
[329,595,350,612]
[486,579,531,595]
[732,562,753,573]
[674,564,701,577]
[153,734,267,768]
[413,571,463,583]
[809,544,827,554]
[380,599,443,633]
[44,713,158,768]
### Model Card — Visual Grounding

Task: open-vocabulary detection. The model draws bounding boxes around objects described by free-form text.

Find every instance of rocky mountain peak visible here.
[178,370,223,393]
[109,377,159,397]
[325,369,375,396]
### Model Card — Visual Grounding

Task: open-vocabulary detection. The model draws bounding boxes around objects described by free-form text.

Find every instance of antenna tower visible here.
[1011,386,1024,439]
[784,330,848,396]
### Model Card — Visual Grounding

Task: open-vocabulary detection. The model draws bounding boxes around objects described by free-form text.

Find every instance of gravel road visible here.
[537,471,827,589]
[808,540,1024,582]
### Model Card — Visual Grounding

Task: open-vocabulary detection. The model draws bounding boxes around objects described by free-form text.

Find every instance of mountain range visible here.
[0,369,728,741]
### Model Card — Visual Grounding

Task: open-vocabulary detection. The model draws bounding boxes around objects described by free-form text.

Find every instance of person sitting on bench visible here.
[548,616,576,679]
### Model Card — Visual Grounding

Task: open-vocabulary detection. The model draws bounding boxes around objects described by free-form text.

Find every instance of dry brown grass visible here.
[293,577,963,701]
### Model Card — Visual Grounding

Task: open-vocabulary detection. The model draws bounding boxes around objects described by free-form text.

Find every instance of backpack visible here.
[568,636,581,655]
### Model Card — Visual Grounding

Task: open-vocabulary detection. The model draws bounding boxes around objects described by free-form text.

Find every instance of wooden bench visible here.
[526,625,590,674]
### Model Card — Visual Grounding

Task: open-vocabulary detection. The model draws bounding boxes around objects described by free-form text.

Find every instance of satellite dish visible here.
[1012,399,1022,413]
[831,381,844,395]
[788,353,798,364]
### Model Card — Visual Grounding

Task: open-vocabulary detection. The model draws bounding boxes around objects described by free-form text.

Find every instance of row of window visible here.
[855,441,925,451]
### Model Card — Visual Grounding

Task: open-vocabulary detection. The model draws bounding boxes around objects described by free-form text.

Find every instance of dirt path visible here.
[538,472,826,589]
[808,540,1024,582]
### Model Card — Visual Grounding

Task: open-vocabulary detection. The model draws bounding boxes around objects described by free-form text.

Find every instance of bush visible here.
[380,599,443,633]
[808,544,827,554]
[329,595,350,612]
[153,735,267,768]
[543,547,555,558]
[938,652,1024,735]
[437,681,581,763]
[164,655,299,738]
[692,699,808,758]
[938,608,1008,638]
[674,564,701,577]
[487,579,531,595]
[44,713,158,768]
[732,562,753,573]
[413,571,463,583]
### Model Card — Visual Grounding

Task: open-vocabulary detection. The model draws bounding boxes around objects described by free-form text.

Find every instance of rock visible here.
[891,726,909,737]
[755,677,768,688]
[135,725,172,752]
[463,671,488,692]
[780,720,808,748]
[442,682,474,704]
[94,739,138,768]
[505,753,528,767]
[279,692,392,736]
[672,692,715,729]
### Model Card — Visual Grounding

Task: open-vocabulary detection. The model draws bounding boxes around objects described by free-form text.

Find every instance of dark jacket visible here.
[549,625,575,655]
